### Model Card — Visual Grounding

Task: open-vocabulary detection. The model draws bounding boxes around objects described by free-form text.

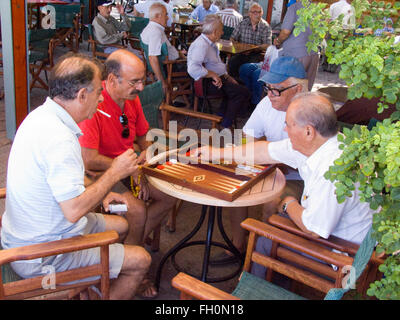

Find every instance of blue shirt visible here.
[190,4,219,22]
[187,34,227,80]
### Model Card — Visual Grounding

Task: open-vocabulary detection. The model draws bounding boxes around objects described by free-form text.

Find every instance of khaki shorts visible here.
[11,212,125,282]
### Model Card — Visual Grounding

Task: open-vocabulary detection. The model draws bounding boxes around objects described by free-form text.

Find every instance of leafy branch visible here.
[295,0,400,299]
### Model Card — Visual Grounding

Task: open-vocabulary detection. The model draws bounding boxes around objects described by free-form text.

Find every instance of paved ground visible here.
[0,41,346,300]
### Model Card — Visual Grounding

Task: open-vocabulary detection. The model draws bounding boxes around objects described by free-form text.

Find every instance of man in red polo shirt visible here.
[78,49,176,297]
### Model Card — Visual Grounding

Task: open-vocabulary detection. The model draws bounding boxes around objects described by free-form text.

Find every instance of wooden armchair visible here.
[49,4,82,52]
[28,29,57,91]
[172,218,377,300]
[86,24,126,60]
[140,40,192,108]
[0,188,118,300]
[266,214,384,297]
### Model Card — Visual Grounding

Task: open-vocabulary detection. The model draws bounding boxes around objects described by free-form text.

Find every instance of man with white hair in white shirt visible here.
[194,92,374,277]
[140,2,186,95]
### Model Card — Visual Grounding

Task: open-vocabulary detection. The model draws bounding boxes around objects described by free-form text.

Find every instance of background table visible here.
[146,151,286,288]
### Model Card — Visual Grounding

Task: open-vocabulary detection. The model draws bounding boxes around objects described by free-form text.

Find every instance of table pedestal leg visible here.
[155,205,243,290]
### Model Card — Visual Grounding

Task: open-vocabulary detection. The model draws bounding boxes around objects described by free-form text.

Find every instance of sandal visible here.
[137,278,158,299]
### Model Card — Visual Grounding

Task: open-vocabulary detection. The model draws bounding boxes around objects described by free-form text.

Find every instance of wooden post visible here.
[11,0,29,129]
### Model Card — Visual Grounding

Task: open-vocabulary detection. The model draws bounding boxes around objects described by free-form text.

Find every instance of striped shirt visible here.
[1,97,87,259]
[231,16,272,45]
[217,8,243,28]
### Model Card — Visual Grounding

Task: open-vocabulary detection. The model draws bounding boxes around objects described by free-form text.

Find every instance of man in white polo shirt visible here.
[1,53,152,300]
[211,56,308,265]
[195,92,374,275]
[140,2,186,95]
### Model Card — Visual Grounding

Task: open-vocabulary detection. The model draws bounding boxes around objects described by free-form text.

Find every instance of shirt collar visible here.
[306,134,339,169]
[201,33,214,45]
[97,13,110,24]
[148,20,165,31]
[45,97,82,137]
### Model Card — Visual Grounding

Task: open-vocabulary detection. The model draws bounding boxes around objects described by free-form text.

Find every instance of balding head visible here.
[105,49,145,79]
[104,49,146,104]
[289,92,338,138]
[49,53,104,101]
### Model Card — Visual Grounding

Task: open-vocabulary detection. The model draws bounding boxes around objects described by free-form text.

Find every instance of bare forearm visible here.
[60,167,121,223]
[149,56,165,83]
[82,148,113,171]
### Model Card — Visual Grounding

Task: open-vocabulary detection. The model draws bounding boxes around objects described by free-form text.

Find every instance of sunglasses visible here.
[263,84,298,96]
[119,113,130,138]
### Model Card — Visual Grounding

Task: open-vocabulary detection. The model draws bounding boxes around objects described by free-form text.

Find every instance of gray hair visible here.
[202,14,222,35]
[287,77,309,93]
[249,2,262,11]
[226,0,236,7]
[291,92,338,137]
[49,53,104,100]
[149,2,166,20]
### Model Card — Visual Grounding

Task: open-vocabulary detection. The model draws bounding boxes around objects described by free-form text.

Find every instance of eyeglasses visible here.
[249,10,262,14]
[263,84,298,97]
[126,78,146,87]
[119,113,130,138]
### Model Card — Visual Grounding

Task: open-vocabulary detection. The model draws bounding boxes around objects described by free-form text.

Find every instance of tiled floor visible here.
[0,42,346,300]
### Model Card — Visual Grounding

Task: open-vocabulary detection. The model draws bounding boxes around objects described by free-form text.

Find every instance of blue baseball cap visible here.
[258,56,306,84]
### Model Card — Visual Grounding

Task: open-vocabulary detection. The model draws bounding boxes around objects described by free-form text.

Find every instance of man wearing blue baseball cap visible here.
[211,56,309,265]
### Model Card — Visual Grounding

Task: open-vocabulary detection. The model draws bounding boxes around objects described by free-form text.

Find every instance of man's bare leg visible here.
[142,184,176,242]
[121,191,147,246]
[109,245,151,300]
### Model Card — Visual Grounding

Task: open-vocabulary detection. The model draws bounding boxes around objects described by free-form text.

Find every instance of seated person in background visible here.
[78,49,177,298]
[211,57,308,264]
[187,14,250,129]
[190,0,219,22]
[140,3,187,96]
[92,0,131,54]
[1,53,151,300]
[228,2,271,79]
[216,0,243,28]
[134,0,174,27]
[195,92,374,278]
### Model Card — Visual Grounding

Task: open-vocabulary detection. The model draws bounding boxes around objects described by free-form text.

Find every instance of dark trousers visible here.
[228,52,262,78]
[203,77,250,128]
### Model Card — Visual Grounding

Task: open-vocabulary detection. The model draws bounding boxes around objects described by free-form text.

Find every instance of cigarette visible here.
[97,109,111,118]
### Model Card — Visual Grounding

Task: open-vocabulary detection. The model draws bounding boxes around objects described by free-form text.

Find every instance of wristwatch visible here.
[282,199,296,214]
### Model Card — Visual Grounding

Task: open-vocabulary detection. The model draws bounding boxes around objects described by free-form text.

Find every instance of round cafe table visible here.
[145,151,286,289]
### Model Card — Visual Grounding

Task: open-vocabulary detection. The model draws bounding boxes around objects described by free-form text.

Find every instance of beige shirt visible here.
[92,13,131,45]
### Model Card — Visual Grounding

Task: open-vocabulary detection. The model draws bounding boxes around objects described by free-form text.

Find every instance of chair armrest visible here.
[241,218,354,268]
[267,215,359,255]
[161,103,222,122]
[0,231,119,265]
[171,272,240,300]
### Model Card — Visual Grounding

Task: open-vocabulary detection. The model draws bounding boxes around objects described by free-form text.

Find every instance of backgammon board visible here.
[142,155,276,202]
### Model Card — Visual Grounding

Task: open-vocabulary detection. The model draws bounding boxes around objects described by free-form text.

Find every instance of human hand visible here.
[116,3,125,14]
[122,31,129,39]
[191,145,222,162]
[208,71,222,89]
[279,196,297,213]
[111,148,139,180]
[102,191,129,214]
